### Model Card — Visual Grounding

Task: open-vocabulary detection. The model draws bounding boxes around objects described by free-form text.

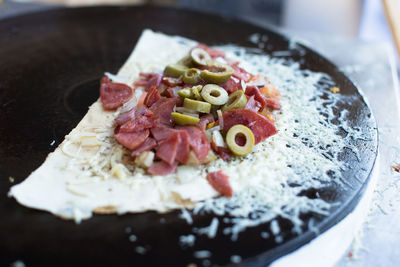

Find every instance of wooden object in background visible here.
[382,0,400,62]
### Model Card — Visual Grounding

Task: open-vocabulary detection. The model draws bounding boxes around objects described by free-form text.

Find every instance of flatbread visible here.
[9,30,218,222]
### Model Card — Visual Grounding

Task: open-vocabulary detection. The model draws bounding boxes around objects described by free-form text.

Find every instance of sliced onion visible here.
[119,94,138,113]
[175,106,198,114]
[217,109,224,129]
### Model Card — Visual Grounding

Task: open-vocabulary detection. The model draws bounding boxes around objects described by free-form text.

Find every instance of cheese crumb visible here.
[129,234,137,242]
[330,86,340,93]
[230,255,242,263]
[193,250,212,259]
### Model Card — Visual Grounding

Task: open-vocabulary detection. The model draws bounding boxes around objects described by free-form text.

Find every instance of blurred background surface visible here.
[1,0,399,68]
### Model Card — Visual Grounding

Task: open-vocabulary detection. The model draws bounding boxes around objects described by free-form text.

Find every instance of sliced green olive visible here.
[183,98,211,113]
[178,56,194,67]
[226,125,255,156]
[172,112,200,126]
[178,88,192,98]
[200,62,234,83]
[182,68,201,84]
[201,84,229,105]
[190,48,211,66]
[164,64,188,78]
[222,90,247,112]
[191,85,203,100]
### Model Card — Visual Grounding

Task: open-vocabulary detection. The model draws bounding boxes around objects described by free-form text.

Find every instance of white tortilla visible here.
[9,30,218,222]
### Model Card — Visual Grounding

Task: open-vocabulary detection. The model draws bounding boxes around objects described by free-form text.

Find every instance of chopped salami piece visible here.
[114,128,149,150]
[206,170,233,197]
[176,126,210,162]
[115,106,153,125]
[139,72,156,79]
[220,78,240,94]
[198,114,215,132]
[100,76,133,110]
[145,73,162,92]
[195,44,225,58]
[246,85,281,111]
[149,97,177,126]
[156,82,168,95]
[119,115,158,133]
[211,142,232,161]
[231,62,252,82]
[137,92,147,107]
[144,86,161,108]
[147,161,178,176]
[265,98,281,110]
[156,132,181,165]
[150,125,179,142]
[162,76,183,87]
[131,137,157,157]
[175,131,190,163]
[133,80,148,87]
[244,95,262,112]
[222,108,277,144]
[174,95,184,107]
[245,85,266,111]
[162,87,175,98]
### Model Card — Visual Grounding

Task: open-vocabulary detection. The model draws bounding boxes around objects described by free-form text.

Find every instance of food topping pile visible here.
[99,44,281,195]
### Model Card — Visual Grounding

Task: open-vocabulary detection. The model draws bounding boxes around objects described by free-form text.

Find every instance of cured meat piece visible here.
[114,128,149,150]
[131,137,157,157]
[246,85,281,111]
[211,142,232,161]
[157,83,168,95]
[150,125,179,142]
[195,44,225,58]
[133,73,162,91]
[115,106,153,125]
[149,97,177,126]
[162,77,183,87]
[119,115,158,133]
[175,131,190,163]
[162,87,175,98]
[206,170,233,197]
[220,78,240,94]
[244,95,261,112]
[100,76,133,110]
[198,114,215,132]
[222,108,277,144]
[231,62,252,82]
[177,126,210,162]
[147,161,178,176]
[133,80,148,87]
[156,132,180,165]
[144,86,161,108]
[245,85,266,111]
[265,98,281,110]
[145,73,162,92]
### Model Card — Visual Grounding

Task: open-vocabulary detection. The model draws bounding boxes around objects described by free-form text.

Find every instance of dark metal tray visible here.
[0,6,378,267]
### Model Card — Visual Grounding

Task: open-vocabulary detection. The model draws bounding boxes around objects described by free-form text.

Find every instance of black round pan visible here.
[0,6,377,267]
